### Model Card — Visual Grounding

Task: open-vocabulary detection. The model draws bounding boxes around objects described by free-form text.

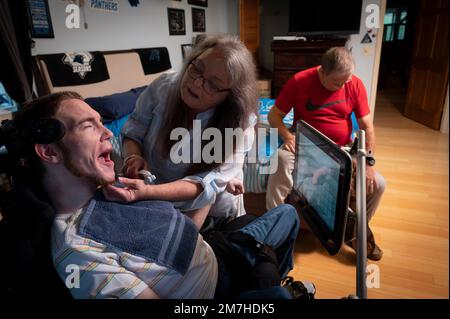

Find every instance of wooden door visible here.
[239,0,260,65]
[404,0,449,129]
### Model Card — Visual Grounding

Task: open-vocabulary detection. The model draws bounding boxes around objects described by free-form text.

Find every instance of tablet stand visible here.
[351,129,368,299]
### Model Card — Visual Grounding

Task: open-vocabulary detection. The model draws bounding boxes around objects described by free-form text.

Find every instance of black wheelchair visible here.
[0,118,71,298]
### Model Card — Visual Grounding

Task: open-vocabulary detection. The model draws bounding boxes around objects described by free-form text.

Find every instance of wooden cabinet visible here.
[271,39,347,98]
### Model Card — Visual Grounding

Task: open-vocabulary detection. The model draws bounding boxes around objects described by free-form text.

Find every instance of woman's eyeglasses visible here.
[187,60,231,95]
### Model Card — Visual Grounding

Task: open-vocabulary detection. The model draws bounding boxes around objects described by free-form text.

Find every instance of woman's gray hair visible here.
[321,47,355,76]
[180,33,258,128]
[159,34,258,174]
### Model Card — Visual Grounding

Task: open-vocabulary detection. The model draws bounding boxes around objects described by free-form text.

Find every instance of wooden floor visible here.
[284,89,449,299]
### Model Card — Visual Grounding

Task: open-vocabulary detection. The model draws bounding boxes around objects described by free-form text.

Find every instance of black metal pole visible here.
[356,130,367,299]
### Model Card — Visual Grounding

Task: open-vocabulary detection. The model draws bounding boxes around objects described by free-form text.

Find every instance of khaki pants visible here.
[266,148,386,223]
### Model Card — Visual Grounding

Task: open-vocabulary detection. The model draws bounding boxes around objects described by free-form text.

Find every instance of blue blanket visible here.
[78,192,198,275]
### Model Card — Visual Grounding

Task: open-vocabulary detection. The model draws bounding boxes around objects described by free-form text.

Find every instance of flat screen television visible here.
[288,1,363,37]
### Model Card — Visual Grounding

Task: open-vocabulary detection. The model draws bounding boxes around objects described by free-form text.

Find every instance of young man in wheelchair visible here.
[0,92,315,299]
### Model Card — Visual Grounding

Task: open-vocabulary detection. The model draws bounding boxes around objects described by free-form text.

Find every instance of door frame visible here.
[441,85,449,133]
[370,0,387,114]
[402,0,449,130]
[373,0,449,132]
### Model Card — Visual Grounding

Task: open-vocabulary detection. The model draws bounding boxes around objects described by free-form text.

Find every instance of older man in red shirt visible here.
[267,47,385,261]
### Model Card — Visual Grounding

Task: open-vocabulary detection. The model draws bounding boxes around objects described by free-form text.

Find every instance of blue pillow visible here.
[104,114,130,137]
[0,81,18,112]
[85,86,147,122]
[258,98,294,127]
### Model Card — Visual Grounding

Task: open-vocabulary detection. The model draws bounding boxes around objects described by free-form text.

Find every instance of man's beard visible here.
[57,141,112,187]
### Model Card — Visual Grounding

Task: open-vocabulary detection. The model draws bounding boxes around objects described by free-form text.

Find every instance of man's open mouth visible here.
[98,150,113,166]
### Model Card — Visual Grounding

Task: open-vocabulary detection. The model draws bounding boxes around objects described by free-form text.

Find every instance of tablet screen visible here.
[295,134,341,232]
[293,120,352,254]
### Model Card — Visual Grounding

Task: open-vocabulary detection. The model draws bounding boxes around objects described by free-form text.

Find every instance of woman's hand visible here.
[226,179,245,196]
[102,177,149,202]
[122,154,148,178]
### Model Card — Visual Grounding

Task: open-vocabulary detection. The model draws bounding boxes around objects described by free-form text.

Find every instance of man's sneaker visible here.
[282,276,316,299]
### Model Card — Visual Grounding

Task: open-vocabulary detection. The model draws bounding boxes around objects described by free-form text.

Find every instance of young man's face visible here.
[55,99,115,186]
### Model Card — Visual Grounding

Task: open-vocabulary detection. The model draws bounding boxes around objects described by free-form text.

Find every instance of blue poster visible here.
[27,0,54,38]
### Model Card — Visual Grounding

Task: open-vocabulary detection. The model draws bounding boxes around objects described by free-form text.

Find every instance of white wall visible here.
[347,0,383,113]
[32,0,239,71]
[259,0,383,112]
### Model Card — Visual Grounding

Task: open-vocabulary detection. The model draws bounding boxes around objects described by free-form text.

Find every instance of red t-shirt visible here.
[275,67,370,146]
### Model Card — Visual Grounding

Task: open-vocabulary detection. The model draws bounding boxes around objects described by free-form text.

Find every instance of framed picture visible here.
[167,8,186,35]
[188,0,208,7]
[181,44,193,60]
[26,0,54,38]
[192,8,205,33]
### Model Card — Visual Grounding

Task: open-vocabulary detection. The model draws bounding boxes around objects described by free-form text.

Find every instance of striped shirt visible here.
[51,209,218,299]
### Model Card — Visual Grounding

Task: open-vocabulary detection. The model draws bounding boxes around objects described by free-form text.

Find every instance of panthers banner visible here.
[90,0,119,13]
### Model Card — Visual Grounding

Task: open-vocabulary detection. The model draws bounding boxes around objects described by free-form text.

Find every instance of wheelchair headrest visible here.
[0,118,65,146]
